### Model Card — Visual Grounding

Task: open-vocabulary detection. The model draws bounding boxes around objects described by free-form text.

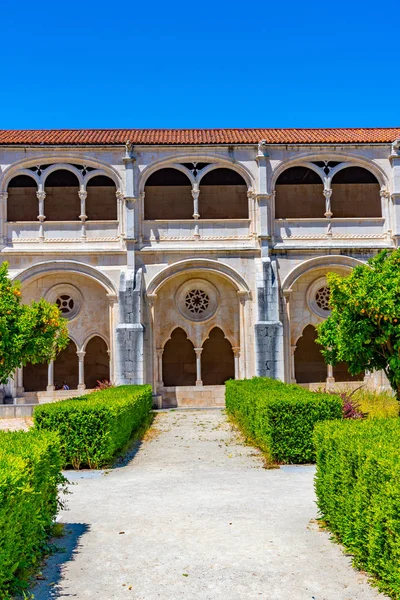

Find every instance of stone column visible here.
[290,345,296,383]
[123,141,137,271]
[47,361,55,391]
[323,187,333,237]
[116,191,125,239]
[0,191,7,246]
[380,186,391,237]
[326,363,335,392]
[194,348,203,386]
[192,185,200,240]
[156,348,164,387]
[16,367,24,395]
[107,294,118,383]
[78,189,87,241]
[255,140,272,244]
[148,294,158,392]
[77,351,86,391]
[232,347,240,379]
[36,189,46,242]
[389,140,400,246]
[238,291,249,378]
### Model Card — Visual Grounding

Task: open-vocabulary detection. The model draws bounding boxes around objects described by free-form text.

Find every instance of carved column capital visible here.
[36,191,46,201]
[76,350,86,361]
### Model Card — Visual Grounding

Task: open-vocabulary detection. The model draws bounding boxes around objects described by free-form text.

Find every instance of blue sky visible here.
[1,0,399,130]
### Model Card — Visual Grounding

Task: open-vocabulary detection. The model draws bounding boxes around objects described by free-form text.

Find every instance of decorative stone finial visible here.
[391,139,400,156]
[124,139,133,159]
[257,140,269,158]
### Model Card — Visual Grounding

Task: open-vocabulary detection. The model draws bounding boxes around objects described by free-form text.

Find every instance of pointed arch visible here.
[201,327,234,385]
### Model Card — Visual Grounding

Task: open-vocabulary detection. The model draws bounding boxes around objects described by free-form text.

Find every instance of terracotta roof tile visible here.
[0,128,399,146]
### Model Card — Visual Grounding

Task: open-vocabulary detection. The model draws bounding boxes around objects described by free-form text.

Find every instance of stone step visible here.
[161,385,226,409]
[14,394,39,405]
[0,404,36,418]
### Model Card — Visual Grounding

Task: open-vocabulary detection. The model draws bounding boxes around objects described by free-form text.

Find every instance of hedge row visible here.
[0,430,63,598]
[225,377,342,463]
[314,418,400,598]
[34,384,153,469]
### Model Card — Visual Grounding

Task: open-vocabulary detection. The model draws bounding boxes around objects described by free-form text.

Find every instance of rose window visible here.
[56,295,75,315]
[315,287,331,312]
[185,290,210,314]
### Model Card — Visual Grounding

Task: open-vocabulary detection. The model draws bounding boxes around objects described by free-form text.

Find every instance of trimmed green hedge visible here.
[314,418,400,598]
[225,377,342,463]
[0,430,63,598]
[34,384,152,469]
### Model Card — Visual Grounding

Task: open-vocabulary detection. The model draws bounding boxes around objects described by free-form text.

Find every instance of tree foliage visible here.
[0,262,69,384]
[316,249,400,398]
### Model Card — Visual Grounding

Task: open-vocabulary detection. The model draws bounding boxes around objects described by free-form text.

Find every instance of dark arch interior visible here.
[331,167,381,218]
[162,328,196,386]
[45,169,80,221]
[201,327,234,385]
[23,360,48,392]
[54,339,79,389]
[7,175,38,222]
[199,168,248,219]
[275,167,324,219]
[86,175,117,220]
[144,168,193,219]
[85,336,110,388]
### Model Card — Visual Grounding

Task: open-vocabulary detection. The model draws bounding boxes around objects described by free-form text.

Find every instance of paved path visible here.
[33,410,387,600]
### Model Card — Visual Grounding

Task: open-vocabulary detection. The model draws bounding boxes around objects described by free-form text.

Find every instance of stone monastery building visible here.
[1,127,400,407]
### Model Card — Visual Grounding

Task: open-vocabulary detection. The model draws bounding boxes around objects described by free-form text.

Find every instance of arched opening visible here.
[294,325,326,383]
[23,361,48,392]
[201,327,234,385]
[85,336,110,388]
[162,328,196,386]
[144,168,193,220]
[54,339,79,389]
[86,176,117,220]
[331,167,381,218]
[275,167,324,218]
[7,175,38,222]
[45,170,80,221]
[199,168,248,219]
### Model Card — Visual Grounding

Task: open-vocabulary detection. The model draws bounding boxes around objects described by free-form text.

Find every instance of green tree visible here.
[316,249,400,399]
[0,262,69,385]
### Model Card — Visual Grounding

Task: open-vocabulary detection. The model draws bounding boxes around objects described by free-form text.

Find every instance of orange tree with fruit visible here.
[0,262,69,384]
[317,249,400,400]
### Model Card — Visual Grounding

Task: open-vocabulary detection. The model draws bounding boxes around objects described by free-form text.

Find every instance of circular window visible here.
[315,287,331,312]
[45,284,83,321]
[56,295,75,315]
[185,289,210,314]
[307,277,332,318]
[176,279,219,322]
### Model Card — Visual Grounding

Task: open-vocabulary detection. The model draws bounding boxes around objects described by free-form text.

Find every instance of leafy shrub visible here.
[354,388,399,419]
[314,418,400,598]
[225,377,342,463]
[0,430,63,598]
[34,385,152,469]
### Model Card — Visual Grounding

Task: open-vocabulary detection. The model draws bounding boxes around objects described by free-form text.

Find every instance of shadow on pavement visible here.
[29,522,90,599]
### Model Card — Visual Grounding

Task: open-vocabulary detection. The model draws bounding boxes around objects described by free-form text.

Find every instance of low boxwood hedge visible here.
[34,384,153,469]
[0,430,63,598]
[225,377,342,463]
[314,418,400,598]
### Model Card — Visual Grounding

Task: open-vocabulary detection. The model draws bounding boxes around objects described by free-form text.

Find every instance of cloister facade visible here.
[1,128,400,406]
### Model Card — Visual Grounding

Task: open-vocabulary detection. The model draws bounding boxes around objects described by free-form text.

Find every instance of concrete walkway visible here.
[33,410,387,600]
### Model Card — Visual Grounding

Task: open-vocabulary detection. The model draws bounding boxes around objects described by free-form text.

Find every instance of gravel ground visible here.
[31,410,387,600]
[0,417,32,431]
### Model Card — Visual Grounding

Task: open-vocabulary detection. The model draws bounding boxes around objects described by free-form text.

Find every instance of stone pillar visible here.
[254,258,285,380]
[390,139,400,246]
[255,140,272,243]
[326,363,335,391]
[148,294,157,391]
[194,348,203,386]
[78,189,87,241]
[107,294,118,383]
[123,141,137,272]
[0,191,7,246]
[323,187,333,237]
[36,189,46,242]
[47,361,55,391]
[156,348,164,387]
[16,367,24,395]
[77,351,86,391]
[290,345,296,383]
[238,291,249,379]
[116,191,125,239]
[232,347,240,379]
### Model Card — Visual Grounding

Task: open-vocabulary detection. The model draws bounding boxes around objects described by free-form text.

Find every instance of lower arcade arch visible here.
[201,327,234,385]
[162,328,196,386]
[294,325,364,384]
[84,336,110,388]
[23,339,79,392]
